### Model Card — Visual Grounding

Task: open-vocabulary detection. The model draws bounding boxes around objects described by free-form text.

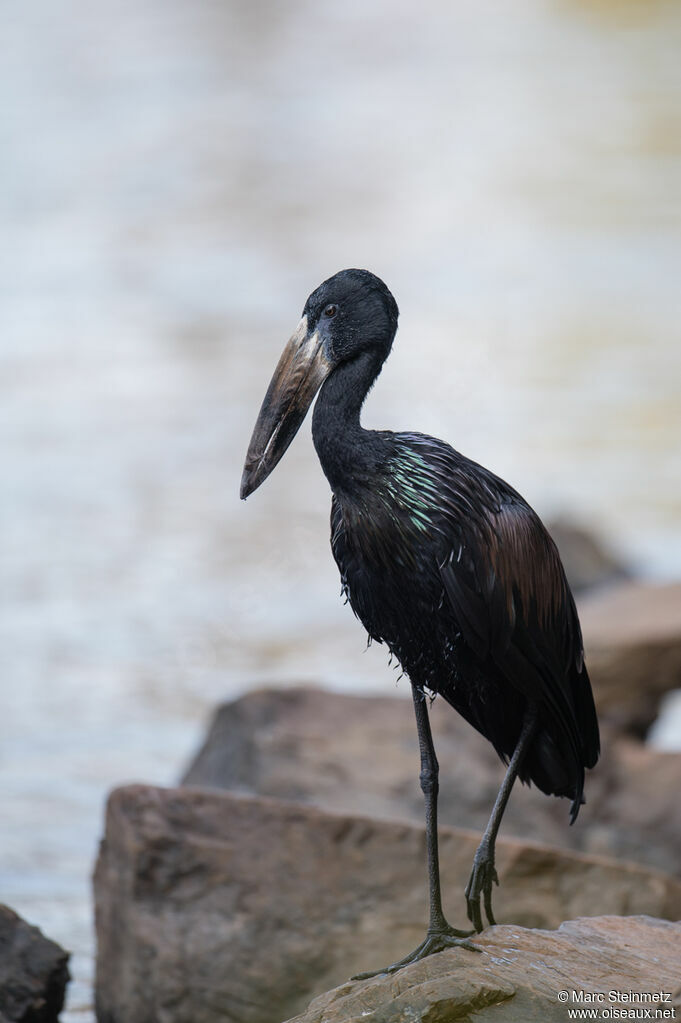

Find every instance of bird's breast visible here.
[331,489,447,656]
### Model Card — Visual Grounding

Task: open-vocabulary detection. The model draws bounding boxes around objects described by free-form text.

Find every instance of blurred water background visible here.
[2,0,681,1017]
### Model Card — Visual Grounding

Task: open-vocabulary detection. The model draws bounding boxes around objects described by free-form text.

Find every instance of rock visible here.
[94,785,681,1023]
[181,687,419,823]
[182,687,681,878]
[546,518,629,594]
[0,905,70,1023]
[580,580,681,737]
[288,916,681,1023]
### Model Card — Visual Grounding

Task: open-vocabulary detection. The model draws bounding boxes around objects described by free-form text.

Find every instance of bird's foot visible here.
[351,925,479,980]
[465,841,498,933]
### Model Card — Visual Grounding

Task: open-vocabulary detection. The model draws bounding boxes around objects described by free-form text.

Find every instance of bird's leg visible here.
[352,687,478,980]
[413,685,471,939]
[465,705,538,933]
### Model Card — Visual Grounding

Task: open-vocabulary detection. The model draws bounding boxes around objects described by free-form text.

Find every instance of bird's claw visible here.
[351,926,479,980]
[465,845,499,932]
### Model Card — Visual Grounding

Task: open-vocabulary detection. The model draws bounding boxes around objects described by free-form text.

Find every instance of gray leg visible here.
[412,685,464,934]
[465,705,538,932]
[352,687,477,979]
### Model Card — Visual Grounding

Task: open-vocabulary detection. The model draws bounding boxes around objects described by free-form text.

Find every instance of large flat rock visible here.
[182,687,681,878]
[288,916,681,1023]
[94,785,681,1023]
[0,905,70,1023]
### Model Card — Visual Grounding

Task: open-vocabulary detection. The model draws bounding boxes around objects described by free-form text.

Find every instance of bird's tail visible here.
[519,726,586,823]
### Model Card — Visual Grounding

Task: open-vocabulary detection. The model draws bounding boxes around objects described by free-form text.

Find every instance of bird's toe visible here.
[465,851,499,932]
[351,927,480,980]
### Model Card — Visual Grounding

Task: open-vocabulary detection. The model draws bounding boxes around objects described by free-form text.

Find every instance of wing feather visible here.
[440,498,599,776]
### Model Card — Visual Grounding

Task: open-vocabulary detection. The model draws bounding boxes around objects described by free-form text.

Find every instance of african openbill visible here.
[241,269,600,974]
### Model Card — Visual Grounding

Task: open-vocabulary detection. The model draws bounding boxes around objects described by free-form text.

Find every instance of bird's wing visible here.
[440,498,598,769]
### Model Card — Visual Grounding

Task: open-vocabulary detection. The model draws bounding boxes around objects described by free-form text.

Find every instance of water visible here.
[1,1,680,1017]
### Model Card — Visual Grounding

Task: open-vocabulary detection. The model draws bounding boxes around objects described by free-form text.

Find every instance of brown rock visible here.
[580,580,681,736]
[94,785,681,1023]
[0,905,70,1023]
[182,687,681,878]
[288,916,681,1023]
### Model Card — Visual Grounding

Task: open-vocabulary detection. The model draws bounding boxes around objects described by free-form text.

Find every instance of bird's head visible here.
[302,268,399,365]
[240,269,398,499]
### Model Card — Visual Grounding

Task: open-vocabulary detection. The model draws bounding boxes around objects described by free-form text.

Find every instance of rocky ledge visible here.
[289,916,681,1023]
[94,785,681,1023]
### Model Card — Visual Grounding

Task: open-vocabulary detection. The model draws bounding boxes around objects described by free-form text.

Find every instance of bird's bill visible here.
[240,316,333,499]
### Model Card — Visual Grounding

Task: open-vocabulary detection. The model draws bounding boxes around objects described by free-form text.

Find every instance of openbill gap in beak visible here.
[240,316,333,499]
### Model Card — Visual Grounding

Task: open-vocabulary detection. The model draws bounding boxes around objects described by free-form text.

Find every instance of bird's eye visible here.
[323,304,338,318]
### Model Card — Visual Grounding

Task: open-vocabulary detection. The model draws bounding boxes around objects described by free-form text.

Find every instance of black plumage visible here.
[241,268,600,974]
[328,434,598,816]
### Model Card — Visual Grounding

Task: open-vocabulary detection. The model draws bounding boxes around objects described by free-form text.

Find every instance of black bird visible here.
[241,269,600,974]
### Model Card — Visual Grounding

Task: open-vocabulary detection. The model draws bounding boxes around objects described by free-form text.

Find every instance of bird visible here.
[240,268,600,975]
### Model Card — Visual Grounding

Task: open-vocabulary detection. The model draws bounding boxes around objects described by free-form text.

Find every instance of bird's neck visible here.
[312,350,387,496]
